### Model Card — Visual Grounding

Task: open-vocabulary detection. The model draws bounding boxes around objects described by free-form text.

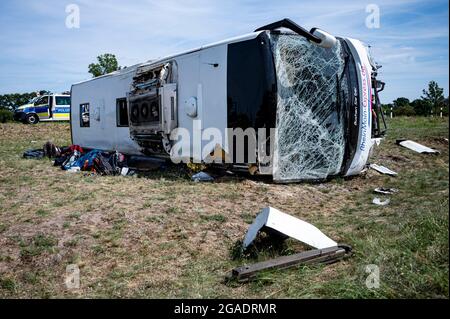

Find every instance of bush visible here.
[394,105,416,117]
[411,99,432,116]
[0,109,13,123]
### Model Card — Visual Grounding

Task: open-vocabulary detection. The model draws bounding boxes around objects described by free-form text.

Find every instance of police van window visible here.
[35,96,49,105]
[56,96,71,105]
[116,98,128,127]
[80,103,90,127]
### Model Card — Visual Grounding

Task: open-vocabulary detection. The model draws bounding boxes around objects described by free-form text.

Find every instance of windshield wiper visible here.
[336,74,341,121]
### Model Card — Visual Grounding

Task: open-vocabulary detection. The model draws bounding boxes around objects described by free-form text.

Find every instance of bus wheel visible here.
[25,114,39,124]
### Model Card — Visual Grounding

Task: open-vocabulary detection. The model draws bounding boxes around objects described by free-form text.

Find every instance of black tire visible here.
[25,113,39,124]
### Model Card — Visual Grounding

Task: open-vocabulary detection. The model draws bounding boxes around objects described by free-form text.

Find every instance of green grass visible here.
[201,214,227,223]
[19,234,58,259]
[35,209,49,216]
[0,118,448,298]
[385,116,448,140]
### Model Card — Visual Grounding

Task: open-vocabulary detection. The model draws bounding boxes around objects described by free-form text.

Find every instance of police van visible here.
[14,93,71,124]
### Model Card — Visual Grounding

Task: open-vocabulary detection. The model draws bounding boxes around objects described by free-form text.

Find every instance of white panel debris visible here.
[270,34,347,181]
[370,163,398,176]
[243,207,337,250]
[373,197,390,206]
[191,171,214,182]
[374,187,398,195]
[397,140,439,154]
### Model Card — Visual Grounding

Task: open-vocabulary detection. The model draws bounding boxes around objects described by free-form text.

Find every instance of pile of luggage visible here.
[24,142,130,176]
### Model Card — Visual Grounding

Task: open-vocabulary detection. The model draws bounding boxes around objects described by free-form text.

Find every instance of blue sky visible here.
[0,0,448,103]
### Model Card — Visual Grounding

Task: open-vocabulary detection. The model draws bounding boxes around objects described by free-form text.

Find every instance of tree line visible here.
[0,53,122,122]
[0,54,121,111]
[382,81,449,117]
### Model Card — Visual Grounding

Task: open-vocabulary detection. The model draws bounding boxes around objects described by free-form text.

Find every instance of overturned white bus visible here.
[70,19,386,182]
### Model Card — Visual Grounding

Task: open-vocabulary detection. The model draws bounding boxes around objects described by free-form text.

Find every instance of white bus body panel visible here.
[71,65,142,155]
[71,39,233,159]
[344,38,374,176]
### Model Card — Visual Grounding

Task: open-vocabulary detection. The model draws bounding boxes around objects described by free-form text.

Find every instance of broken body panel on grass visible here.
[70,19,385,182]
[231,206,351,282]
[243,207,337,250]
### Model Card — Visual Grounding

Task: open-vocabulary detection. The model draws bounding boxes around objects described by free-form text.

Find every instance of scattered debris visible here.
[191,171,214,182]
[23,149,44,159]
[119,167,136,176]
[396,139,439,154]
[369,163,398,176]
[24,142,129,176]
[43,142,61,158]
[374,187,399,195]
[373,138,383,146]
[228,207,352,282]
[120,167,129,176]
[67,166,80,173]
[228,245,351,282]
[242,207,337,250]
[373,197,390,206]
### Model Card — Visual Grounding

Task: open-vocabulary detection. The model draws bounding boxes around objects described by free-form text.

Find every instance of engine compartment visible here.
[128,62,178,155]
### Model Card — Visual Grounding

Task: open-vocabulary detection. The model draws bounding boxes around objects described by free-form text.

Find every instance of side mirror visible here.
[310,28,337,49]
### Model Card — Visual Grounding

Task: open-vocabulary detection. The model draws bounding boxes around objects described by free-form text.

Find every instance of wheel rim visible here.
[28,115,36,124]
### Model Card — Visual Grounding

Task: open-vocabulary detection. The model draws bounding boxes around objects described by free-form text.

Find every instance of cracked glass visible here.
[271,33,349,181]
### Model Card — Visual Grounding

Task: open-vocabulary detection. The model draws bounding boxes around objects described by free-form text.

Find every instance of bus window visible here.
[80,103,90,127]
[116,98,128,127]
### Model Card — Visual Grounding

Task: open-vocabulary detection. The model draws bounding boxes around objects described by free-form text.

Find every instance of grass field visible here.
[0,117,448,298]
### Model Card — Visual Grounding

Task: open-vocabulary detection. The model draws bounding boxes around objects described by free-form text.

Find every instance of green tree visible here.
[381,103,393,115]
[394,105,415,117]
[422,81,444,116]
[443,97,449,116]
[393,97,410,108]
[411,99,432,116]
[0,109,13,122]
[88,53,121,78]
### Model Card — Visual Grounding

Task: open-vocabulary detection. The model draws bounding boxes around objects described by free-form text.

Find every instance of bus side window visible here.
[80,103,90,127]
[116,98,128,127]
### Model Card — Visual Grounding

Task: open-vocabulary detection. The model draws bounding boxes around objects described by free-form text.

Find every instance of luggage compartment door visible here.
[160,83,177,134]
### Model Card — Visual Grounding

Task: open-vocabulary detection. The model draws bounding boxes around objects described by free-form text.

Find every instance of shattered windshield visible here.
[270,33,349,181]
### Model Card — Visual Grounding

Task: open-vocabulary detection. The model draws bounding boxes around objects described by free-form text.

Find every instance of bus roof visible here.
[72,31,263,87]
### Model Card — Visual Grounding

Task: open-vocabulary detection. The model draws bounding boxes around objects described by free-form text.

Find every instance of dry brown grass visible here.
[0,118,448,298]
